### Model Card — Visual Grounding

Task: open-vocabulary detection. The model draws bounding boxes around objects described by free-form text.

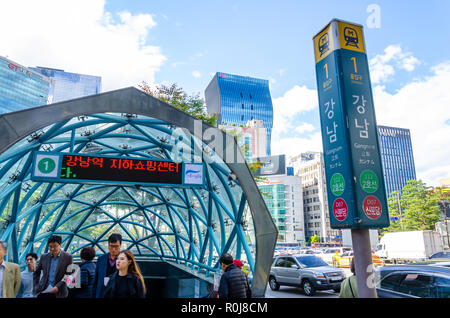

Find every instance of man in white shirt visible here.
[17,252,38,298]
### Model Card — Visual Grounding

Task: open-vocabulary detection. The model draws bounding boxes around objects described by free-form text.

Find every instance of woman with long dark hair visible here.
[103,250,146,298]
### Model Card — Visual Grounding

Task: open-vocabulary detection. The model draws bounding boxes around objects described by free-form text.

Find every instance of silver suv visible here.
[269,254,346,296]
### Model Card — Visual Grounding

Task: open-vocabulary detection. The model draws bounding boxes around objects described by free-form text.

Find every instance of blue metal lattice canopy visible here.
[0,87,277,296]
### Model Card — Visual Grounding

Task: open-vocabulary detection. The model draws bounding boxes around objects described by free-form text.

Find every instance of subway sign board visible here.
[313,19,389,229]
[31,152,205,187]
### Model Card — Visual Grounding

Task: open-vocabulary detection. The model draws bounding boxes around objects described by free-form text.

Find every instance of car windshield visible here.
[296,256,329,268]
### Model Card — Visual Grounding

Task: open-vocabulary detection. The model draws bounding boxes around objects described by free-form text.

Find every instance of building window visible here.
[249,93,252,99]
[251,105,254,110]
[240,92,243,98]
[241,115,244,121]
[242,104,244,109]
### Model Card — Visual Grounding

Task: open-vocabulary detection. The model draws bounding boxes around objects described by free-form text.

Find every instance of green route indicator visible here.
[330,173,345,196]
[33,154,60,178]
[37,157,56,174]
[313,19,390,229]
[360,170,378,193]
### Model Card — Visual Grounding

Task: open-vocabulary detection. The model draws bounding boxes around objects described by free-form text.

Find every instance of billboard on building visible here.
[251,155,286,176]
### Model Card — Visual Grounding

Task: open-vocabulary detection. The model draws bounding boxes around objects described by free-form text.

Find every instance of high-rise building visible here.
[377,125,417,198]
[205,72,274,156]
[257,174,305,243]
[30,67,101,103]
[0,56,53,114]
[220,119,267,161]
[289,152,340,243]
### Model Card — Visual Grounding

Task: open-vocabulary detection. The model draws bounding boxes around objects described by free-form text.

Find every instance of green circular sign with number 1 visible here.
[38,158,56,174]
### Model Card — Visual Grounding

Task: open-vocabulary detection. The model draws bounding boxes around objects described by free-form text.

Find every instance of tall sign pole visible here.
[313,19,390,298]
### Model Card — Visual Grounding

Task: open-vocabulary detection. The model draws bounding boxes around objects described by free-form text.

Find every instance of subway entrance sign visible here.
[313,19,389,229]
[31,151,205,187]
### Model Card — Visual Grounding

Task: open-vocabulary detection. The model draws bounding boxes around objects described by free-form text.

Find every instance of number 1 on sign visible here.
[351,57,358,73]
[324,63,328,79]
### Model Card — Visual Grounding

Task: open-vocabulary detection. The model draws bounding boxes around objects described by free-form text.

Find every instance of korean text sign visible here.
[313,19,389,229]
[31,151,205,187]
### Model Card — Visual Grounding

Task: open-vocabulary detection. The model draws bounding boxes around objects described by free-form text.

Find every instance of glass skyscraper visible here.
[30,67,101,103]
[378,125,417,197]
[0,56,53,114]
[205,72,274,155]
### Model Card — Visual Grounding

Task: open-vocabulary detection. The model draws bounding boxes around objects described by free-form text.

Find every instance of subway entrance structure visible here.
[0,87,277,297]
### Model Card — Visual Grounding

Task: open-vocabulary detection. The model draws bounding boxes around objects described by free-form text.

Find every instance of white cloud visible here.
[294,123,315,134]
[0,0,166,91]
[369,44,420,84]
[271,132,323,158]
[373,62,450,186]
[192,70,202,78]
[272,85,318,135]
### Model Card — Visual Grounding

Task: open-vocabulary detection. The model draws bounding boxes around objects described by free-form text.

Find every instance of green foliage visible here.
[309,234,320,244]
[138,82,217,126]
[383,180,444,234]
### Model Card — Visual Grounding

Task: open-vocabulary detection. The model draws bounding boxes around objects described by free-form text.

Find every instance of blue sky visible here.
[104,0,450,96]
[0,0,449,186]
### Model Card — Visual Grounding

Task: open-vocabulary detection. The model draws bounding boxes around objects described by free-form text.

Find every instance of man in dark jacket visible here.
[93,233,122,298]
[33,235,73,298]
[73,246,96,298]
[218,253,251,298]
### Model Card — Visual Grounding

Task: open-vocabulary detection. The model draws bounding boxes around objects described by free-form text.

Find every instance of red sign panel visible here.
[333,198,348,221]
[363,195,382,220]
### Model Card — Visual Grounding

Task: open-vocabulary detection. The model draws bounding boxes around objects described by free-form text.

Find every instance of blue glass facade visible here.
[205,72,274,155]
[0,56,52,114]
[30,67,101,103]
[378,125,417,197]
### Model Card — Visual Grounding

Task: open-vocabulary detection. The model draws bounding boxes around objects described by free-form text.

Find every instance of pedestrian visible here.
[218,253,251,298]
[72,246,96,298]
[33,235,73,298]
[93,233,122,298]
[233,258,252,298]
[339,258,358,298]
[103,250,146,298]
[17,252,38,298]
[0,240,21,298]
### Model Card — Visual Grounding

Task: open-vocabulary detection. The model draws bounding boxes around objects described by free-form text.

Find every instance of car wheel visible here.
[302,280,316,296]
[269,276,280,291]
[333,286,341,293]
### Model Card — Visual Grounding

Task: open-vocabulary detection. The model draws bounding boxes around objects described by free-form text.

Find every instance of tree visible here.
[309,234,320,244]
[383,180,444,233]
[138,82,217,126]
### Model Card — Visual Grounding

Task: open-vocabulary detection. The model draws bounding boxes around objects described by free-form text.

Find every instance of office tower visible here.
[377,125,417,197]
[205,72,273,156]
[255,155,304,243]
[0,56,53,114]
[31,66,101,103]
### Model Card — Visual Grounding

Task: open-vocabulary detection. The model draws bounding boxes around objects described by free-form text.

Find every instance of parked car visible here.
[375,265,450,298]
[298,248,315,255]
[269,254,346,296]
[429,251,450,260]
[332,251,383,268]
[410,261,450,268]
[318,247,352,264]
